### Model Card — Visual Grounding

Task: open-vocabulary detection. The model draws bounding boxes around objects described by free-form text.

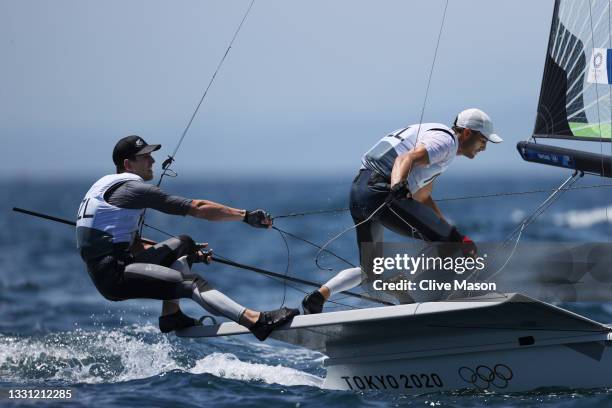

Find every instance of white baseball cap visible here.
[454,108,503,143]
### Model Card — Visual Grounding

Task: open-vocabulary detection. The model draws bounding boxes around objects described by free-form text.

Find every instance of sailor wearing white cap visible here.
[302,109,503,313]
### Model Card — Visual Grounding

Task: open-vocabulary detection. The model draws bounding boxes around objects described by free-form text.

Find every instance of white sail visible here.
[535,0,612,140]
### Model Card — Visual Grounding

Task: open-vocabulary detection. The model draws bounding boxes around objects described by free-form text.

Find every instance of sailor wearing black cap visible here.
[76,135,299,341]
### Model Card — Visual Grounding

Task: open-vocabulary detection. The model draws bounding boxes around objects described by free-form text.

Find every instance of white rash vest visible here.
[76,173,144,260]
[361,123,457,193]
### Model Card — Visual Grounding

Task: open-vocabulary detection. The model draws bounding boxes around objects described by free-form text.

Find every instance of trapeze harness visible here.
[76,173,245,322]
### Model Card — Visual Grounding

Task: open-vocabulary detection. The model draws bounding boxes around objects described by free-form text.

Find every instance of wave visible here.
[0,326,324,389]
[191,353,324,388]
[553,206,612,229]
[0,326,179,384]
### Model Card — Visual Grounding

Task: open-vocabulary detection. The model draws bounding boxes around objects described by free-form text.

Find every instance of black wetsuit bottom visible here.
[350,169,455,277]
[85,235,206,301]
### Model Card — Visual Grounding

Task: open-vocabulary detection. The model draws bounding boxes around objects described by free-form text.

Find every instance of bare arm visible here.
[187,199,246,221]
[390,144,430,187]
[422,196,446,222]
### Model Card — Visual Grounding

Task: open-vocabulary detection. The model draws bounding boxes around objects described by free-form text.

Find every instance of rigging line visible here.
[412,0,450,148]
[314,199,389,271]
[212,253,392,305]
[387,206,428,242]
[167,0,256,168]
[396,0,450,200]
[315,0,507,269]
[11,207,380,309]
[136,223,390,305]
[143,222,175,238]
[145,221,353,304]
[482,224,525,284]
[589,0,604,158]
[332,291,392,305]
[141,219,390,305]
[503,172,581,244]
[273,207,350,219]
[274,226,291,308]
[477,173,582,286]
[324,223,444,305]
[211,251,359,309]
[454,173,582,297]
[272,183,612,219]
[272,226,355,267]
[437,184,612,201]
[607,0,612,237]
[330,0,450,271]
[139,0,256,234]
[139,222,390,305]
[144,221,361,305]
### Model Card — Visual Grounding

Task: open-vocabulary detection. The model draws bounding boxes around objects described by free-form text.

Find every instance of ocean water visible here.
[1,174,611,407]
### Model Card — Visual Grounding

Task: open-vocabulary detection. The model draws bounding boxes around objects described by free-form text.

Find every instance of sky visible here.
[1,0,569,180]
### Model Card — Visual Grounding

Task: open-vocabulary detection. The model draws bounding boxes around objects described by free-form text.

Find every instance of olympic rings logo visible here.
[458,364,513,390]
[594,52,604,68]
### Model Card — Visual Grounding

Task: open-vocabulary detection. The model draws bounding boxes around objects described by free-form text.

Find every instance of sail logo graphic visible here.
[593,52,603,68]
[587,48,612,84]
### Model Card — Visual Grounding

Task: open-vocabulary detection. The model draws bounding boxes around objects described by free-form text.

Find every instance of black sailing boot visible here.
[302,291,325,315]
[249,307,300,341]
[159,310,201,333]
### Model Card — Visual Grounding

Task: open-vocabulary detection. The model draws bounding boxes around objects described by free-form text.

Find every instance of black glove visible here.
[198,248,213,264]
[449,227,477,257]
[194,243,213,264]
[388,180,411,202]
[244,209,272,228]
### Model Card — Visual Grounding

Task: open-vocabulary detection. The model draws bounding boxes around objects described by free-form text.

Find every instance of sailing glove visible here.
[198,248,213,264]
[449,227,477,257]
[461,235,477,258]
[388,180,411,202]
[192,242,212,264]
[244,209,273,228]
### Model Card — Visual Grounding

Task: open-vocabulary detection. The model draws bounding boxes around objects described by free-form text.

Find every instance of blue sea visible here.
[1,174,612,407]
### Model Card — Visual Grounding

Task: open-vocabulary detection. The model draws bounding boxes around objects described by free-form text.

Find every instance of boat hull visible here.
[178,293,612,394]
[324,332,612,393]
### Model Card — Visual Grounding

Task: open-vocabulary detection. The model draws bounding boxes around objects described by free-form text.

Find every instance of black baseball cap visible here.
[112,135,161,166]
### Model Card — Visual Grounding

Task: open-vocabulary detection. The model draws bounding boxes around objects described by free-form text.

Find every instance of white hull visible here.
[177,293,612,393]
[323,328,612,393]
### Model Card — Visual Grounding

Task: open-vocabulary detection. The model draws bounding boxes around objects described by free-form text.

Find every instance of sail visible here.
[534,0,612,141]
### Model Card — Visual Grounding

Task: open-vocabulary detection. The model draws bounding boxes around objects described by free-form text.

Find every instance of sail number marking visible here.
[77,198,94,220]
